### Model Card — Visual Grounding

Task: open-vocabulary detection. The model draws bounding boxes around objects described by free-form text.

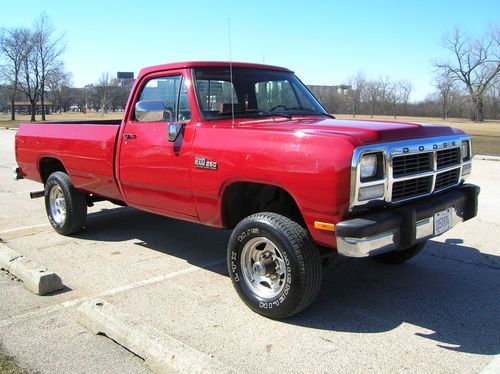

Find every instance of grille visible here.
[392,176,432,201]
[393,153,433,177]
[435,168,460,190]
[437,147,461,169]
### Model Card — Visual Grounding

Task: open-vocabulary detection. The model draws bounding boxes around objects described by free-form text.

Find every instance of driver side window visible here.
[137,75,192,122]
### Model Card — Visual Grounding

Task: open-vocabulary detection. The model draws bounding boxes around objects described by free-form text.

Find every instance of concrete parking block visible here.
[0,242,63,295]
[77,299,233,374]
[473,155,500,162]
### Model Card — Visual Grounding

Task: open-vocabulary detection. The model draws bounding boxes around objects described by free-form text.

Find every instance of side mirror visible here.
[135,100,165,122]
[168,123,184,142]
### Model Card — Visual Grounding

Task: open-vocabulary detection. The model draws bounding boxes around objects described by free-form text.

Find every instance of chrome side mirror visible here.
[135,100,165,122]
[168,123,184,142]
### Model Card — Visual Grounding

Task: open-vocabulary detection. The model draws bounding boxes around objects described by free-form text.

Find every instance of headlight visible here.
[461,140,470,160]
[360,153,379,180]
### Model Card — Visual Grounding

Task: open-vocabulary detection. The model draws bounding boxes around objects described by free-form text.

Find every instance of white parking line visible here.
[0,191,31,196]
[0,223,51,234]
[0,208,136,236]
[0,258,225,328]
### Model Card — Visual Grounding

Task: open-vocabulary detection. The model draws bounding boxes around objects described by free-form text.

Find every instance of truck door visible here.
[118,72,197,218]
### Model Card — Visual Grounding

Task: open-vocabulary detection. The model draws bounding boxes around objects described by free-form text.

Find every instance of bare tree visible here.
[365,80,380,118]
[435,26,500,122]
[400,80,412,108]
[387,82,400,118]
[378,76,392,106]
[0,27,31,120]
[46,67,72,113]
[387,80,413,118]
[17,30,41,122]
[435,70,458,119]
[33,13,65,120]
[94,73,114,114]
[347,71,365,117]
[486,78,500,119]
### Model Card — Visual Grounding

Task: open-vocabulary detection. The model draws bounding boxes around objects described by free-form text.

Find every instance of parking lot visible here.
[0,128,499,373]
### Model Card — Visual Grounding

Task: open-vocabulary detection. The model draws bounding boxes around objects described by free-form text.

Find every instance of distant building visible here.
[307,84,352,97]
[117,72,135,89]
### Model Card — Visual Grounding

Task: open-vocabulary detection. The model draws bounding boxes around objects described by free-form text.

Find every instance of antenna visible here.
[228,18,235,129]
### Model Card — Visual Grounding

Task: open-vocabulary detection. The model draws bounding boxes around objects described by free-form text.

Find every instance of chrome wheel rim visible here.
[49,185,66,225]
[240,237,287,299]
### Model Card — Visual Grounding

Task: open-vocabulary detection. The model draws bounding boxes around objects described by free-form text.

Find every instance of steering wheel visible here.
[268,104,288,112]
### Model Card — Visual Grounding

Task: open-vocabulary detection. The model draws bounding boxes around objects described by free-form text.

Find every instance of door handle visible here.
[123,133,137,140]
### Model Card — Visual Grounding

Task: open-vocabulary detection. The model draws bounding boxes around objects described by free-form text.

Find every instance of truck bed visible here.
[38,119,122,125]
[15,122,123,201]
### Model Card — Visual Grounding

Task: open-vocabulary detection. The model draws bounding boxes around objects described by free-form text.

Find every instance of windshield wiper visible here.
[231,109,292,120]
[287,107,335,118]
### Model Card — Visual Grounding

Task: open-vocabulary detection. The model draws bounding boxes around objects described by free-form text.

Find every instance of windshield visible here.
[193,68,329,120]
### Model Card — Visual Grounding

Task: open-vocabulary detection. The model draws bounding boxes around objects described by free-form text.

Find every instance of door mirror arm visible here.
[168,123,185,142]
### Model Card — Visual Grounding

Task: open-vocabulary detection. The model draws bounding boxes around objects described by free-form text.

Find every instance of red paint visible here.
[15,61,461,249]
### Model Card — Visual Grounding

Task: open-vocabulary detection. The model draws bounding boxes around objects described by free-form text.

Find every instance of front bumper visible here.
[335,184,480,257]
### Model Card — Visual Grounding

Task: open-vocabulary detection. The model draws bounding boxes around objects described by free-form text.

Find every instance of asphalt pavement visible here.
[0,128,498,373]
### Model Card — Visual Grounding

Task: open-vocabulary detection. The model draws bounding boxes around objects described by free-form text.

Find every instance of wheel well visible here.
[39,158,67,183]
[222,182,304,228]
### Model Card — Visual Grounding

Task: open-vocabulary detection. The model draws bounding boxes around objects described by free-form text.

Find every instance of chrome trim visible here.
[337,207,463,257]
[350,135,472,210]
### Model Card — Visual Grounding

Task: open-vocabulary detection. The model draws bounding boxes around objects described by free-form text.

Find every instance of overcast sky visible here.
[1,0,498,101]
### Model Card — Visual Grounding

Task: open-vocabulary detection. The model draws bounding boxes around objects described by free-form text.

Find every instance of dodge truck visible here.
[14,61,480,319]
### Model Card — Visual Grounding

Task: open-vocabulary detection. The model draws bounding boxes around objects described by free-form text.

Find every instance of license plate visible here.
[434,208,453,235]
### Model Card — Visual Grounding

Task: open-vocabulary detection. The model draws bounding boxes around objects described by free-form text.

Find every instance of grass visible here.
[336,114,500,156]
[0,112,123,128]
[0,351,26,374]
[2,112,499,156]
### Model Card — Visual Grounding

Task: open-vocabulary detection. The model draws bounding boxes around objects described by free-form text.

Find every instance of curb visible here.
[481,354,500,374]
[77,300,233,374]
[0,243,63,295]
[473,155,500,162]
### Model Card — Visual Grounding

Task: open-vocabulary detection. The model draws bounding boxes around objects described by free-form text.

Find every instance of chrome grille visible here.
[435,169,460,190]
[392,176,432,201]
[350,135,472,210]
[437,148,461,169]
[393,152,433,177]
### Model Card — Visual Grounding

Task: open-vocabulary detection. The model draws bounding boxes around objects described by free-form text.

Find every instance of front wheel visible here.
[228,213,322,319]
[44,171,87,235]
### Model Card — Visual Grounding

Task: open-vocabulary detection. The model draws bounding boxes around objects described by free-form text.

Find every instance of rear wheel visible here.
[371,242,426,265]
[228,212,322,319]
[44,172,87,235]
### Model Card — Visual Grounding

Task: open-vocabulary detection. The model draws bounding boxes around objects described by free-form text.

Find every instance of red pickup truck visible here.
[14,61,479,319]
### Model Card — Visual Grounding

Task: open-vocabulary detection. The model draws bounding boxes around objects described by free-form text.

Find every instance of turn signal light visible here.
[314,221,335,232]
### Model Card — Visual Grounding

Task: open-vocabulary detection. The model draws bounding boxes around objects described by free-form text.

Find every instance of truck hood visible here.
[238,117,464,145]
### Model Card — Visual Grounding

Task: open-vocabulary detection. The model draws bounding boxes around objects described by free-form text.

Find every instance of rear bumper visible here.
[335,184,480,257]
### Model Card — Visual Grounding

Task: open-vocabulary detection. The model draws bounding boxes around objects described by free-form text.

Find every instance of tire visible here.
[44,171,87,235]
[371,242,426,265]
[227,212,322,319]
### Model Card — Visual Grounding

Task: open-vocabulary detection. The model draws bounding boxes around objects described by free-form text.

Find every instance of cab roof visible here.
[138,61,292,78]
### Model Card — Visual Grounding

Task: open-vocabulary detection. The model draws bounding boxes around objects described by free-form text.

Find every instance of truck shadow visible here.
[79,208,499,356]
[289,239,500,356]
[78,207,230,275]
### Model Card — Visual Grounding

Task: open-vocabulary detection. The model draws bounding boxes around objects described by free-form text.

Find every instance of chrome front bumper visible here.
[335,184,479,257]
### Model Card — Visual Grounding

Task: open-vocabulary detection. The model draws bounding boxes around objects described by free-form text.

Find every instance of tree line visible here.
[1,16,499,122]
[310,26,499,121]
[0,14,130,120]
